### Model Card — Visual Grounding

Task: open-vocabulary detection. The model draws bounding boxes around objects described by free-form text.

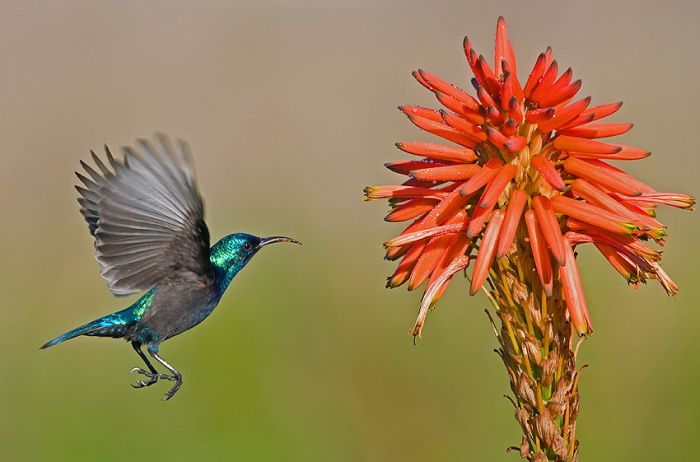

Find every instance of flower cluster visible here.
[364,17,694,337]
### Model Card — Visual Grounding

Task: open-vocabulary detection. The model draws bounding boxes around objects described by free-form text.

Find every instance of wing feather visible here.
[76,135,211,296]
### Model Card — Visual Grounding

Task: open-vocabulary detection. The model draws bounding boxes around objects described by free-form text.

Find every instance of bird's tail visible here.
[40,311,132,349]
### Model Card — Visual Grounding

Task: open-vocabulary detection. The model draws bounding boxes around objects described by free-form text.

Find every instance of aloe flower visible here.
[364,17,693,461]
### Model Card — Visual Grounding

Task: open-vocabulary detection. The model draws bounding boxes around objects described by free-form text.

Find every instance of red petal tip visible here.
[503,136,527,152]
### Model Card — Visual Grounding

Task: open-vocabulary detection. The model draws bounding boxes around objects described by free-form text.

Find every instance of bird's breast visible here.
[137,282,223,342]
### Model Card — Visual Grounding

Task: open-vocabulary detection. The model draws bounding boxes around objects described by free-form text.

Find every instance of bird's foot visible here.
[162,373,183,401]
[130,367,176,388]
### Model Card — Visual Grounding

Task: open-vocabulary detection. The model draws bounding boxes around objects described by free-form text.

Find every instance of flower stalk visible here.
[487,239,583,461]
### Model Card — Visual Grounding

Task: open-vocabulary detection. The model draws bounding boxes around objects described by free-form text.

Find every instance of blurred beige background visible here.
[1,1,698,460]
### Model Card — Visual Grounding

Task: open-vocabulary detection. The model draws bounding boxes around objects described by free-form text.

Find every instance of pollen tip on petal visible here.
[579,325,593,336]
[411,325,422,339]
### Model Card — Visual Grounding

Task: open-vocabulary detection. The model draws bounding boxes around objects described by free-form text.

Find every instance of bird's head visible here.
[210,233,301,278]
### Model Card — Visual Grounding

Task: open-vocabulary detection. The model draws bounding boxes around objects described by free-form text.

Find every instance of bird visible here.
[41,135,300,400]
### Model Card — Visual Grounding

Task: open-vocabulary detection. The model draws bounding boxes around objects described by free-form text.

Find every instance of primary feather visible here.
[75,134,212,296]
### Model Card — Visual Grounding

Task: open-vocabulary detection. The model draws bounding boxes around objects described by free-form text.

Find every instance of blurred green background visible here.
[1,1,698,460]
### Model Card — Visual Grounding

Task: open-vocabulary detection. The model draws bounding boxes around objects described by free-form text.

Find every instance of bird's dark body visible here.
[82,264,227,345]
[41,135,299,399]
[136,278,219,343]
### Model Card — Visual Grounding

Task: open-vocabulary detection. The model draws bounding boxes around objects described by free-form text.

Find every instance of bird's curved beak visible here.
[257,236,302,249]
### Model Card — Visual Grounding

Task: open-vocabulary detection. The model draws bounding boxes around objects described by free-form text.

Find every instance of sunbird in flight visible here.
[42,135,300,400]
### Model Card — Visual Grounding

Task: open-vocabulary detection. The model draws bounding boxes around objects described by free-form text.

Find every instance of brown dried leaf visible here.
[551,434,568,460]
[523,339,543,365]
[515,407,532,435]
[534,409,558,447]
[517,374,538,409]
[520,435,530,458]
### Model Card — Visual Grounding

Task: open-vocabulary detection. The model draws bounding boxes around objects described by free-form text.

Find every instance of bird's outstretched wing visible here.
[76,135,211,296]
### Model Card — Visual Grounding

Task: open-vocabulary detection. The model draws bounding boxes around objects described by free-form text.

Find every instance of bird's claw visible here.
[162,374,183,401]
[129,367,176,389]
[129,366,182,399]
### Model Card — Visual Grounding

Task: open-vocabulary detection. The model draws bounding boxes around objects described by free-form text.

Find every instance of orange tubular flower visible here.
[364,17,694,339]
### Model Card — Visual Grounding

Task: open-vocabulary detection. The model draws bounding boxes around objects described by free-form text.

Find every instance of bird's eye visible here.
[243,242,254,251]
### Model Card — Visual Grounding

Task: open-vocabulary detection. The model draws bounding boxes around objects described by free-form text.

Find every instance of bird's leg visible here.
[147,344,182,400]
[130,342,172,389]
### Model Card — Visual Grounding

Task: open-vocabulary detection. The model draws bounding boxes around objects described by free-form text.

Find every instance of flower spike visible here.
[364,16,693,340]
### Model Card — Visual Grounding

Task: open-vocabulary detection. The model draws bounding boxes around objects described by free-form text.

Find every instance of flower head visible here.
[365,17,694,337]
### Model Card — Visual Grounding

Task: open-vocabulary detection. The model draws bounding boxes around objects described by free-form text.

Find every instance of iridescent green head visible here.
[209,233,301,290]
